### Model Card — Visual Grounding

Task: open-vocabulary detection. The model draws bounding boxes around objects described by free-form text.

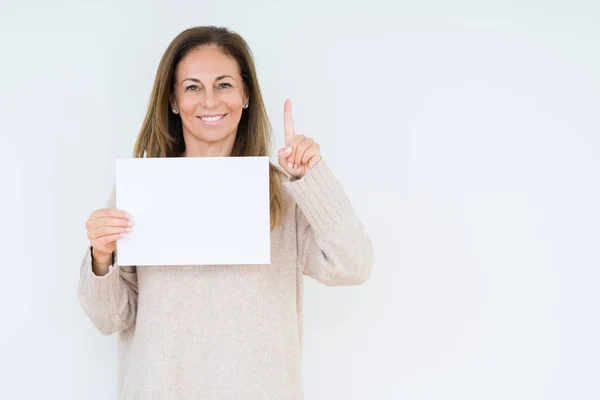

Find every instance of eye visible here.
[185,85,199,91]
[218,83,232,89]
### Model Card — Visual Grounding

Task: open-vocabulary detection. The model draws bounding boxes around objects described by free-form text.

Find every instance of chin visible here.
[194,128,235,143]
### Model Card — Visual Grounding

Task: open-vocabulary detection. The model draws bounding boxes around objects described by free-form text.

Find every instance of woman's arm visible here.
[285,160,373,286]
[77,184,138,335]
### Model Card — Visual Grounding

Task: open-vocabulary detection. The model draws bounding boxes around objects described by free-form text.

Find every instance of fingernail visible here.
[287,163,293,169]
[119,233,125,237]
[128,221,133,227]
[285,147,292,154]
[125,213,130,219]
[294,164,298,169]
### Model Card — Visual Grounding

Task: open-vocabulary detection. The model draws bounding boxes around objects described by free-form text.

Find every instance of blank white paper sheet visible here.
[115,156,270,266]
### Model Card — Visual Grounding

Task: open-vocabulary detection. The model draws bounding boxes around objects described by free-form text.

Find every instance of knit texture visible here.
[77,159,373,400]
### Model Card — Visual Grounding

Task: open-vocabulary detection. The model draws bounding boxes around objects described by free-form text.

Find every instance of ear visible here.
[169,94,178,112]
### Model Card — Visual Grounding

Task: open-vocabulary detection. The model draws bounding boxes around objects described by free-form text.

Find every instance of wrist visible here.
[91,248,113,268]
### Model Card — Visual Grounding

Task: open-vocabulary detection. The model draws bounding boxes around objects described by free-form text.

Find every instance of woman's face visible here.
[171,45,249,152]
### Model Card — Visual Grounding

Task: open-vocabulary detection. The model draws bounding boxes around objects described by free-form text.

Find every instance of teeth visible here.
[201,115,224,122]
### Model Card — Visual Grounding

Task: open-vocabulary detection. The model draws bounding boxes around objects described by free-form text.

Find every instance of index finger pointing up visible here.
[284,98,295,145]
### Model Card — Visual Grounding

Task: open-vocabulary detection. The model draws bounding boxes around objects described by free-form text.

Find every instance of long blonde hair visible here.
[133,26,285,229]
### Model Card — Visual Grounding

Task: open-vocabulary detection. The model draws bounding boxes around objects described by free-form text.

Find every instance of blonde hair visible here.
[133,26,285,229]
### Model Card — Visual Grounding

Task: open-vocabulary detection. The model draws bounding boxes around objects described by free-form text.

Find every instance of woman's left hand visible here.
[277,99,321,179]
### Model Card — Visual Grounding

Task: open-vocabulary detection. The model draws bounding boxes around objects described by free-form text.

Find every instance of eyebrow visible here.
[181,75,235,85]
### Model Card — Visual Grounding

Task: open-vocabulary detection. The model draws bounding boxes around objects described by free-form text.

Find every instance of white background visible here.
[1,0,599,399]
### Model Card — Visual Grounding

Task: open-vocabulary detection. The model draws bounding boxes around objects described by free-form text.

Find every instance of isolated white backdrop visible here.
[1,0,599,399]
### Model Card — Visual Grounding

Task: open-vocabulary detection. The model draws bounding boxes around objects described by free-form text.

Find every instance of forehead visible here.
[175,46,240,80]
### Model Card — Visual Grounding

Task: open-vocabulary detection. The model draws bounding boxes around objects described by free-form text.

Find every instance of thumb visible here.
[277,146,292,171]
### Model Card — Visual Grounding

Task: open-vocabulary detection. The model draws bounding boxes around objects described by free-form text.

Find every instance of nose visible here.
[202,87,218,109]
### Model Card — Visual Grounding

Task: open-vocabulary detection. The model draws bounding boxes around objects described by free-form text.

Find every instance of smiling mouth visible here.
[197,114,227,122]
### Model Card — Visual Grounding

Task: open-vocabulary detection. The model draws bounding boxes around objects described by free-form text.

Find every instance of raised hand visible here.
[277,99,321,178]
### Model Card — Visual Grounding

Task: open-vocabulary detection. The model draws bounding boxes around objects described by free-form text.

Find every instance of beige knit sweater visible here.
[77,159,373,400]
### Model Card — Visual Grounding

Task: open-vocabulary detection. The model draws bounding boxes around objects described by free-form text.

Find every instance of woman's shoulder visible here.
[269,162,299,220]
[270,162,288,181]
[270,163,294,194]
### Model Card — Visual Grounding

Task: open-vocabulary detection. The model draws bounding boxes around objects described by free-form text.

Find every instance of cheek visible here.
[179,97,198,114]
[223,91,245,109]
[226,97,244,112]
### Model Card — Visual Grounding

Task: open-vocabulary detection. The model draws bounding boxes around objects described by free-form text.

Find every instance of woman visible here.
[78,25,372,399]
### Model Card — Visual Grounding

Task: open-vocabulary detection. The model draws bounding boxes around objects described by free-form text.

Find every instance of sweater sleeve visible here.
[77,184,138,335]
[284,159,373,286]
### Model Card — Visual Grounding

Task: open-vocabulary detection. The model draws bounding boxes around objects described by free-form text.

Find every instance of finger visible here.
[279,146,305,176]
[94,232,125,246]
[306,153,322,169]
[301,142,320,165]
[277,147,293,172]
[87,225,131,241]
[285,134,305,169]
[283,99,295,145]
[87,216,132,231]
[90,208,130,220]
[293,138,314,166]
